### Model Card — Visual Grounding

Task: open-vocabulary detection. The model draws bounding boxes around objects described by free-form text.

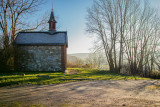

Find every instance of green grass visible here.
[0,102,45,107]
[0,68,150,87]
[65,68,150,80]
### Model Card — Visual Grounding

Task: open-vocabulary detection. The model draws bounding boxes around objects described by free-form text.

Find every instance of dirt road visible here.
[0,80,160,107]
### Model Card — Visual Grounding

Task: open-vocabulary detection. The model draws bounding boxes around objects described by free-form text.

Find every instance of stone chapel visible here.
[14,10,68,71]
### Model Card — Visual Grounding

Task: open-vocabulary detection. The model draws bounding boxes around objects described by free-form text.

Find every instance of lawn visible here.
[0,68,150,87]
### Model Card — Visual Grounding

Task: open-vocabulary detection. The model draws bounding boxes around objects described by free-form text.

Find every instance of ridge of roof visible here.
[18,31,67,35]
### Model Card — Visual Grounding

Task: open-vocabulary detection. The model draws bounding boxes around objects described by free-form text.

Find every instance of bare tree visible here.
[0,0,47,71]
[123,1,160,76]
[0,0,47,46]
[86,0,160,76]
[86,0,130,73]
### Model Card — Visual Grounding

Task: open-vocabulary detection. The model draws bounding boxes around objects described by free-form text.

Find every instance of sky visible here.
[41,0,94,54]
[40,0,160,54]
[1,0,160,54]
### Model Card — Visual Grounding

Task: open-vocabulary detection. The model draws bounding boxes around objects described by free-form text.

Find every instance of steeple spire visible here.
[52,1,53,11]
[48,9,57,31]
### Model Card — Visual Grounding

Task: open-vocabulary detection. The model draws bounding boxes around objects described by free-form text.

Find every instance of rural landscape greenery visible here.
[0,68,150,87]
[0,0,160,106]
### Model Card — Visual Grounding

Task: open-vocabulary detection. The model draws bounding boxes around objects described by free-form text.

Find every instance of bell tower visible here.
[48,9,57,31]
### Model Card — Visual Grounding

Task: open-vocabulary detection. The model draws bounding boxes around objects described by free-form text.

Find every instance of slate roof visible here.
[14,31,68,47]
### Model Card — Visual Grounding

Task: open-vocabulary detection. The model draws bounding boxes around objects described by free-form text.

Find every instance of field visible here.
[0,68,150,87]
[1,68,160,107]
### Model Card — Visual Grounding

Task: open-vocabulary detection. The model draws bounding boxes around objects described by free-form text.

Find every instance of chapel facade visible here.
[14,10,68,71]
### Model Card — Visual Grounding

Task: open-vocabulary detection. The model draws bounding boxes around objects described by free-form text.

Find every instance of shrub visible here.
[150,70,160,79]
[67,58,84,68]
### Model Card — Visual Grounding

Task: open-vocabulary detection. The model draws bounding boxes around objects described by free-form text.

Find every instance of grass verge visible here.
[0,102,45,107]
[0,68,150,87]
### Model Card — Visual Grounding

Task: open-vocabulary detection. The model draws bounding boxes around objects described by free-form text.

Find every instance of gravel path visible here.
[0,80,160,107]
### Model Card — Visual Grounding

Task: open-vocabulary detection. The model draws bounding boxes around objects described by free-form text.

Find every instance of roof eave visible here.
[14,43,67,46]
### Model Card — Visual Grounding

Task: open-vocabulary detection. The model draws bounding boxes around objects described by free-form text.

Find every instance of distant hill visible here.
[67,55,79,62]
[68,53,89,60]
[67,53,108,69]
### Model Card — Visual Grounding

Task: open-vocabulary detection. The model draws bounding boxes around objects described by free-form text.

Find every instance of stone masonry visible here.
[14,9,68,72]
[15,46,62,71]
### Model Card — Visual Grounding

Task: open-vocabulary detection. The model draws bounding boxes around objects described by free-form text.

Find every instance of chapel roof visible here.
[14,31,68,47]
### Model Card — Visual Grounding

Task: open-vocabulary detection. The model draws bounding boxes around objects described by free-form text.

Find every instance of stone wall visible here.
[15,45,62,71]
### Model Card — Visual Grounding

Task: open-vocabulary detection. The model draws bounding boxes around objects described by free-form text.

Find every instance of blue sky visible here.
[1,0,159,54]
[40,0,160,54]
[41,0,94,54]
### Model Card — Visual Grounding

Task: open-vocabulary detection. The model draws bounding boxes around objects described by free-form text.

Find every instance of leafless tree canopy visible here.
[0,0,47,46]
[0,0,47,71]
[86,0,160,76]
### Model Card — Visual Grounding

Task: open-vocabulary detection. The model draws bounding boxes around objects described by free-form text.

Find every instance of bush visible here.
[67,58,84,68]
[0,46,14,72]
[150,70,160,79]
[120,64,131,75]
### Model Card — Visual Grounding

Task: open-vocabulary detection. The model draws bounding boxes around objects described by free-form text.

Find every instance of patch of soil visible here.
[0,80,160,107]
